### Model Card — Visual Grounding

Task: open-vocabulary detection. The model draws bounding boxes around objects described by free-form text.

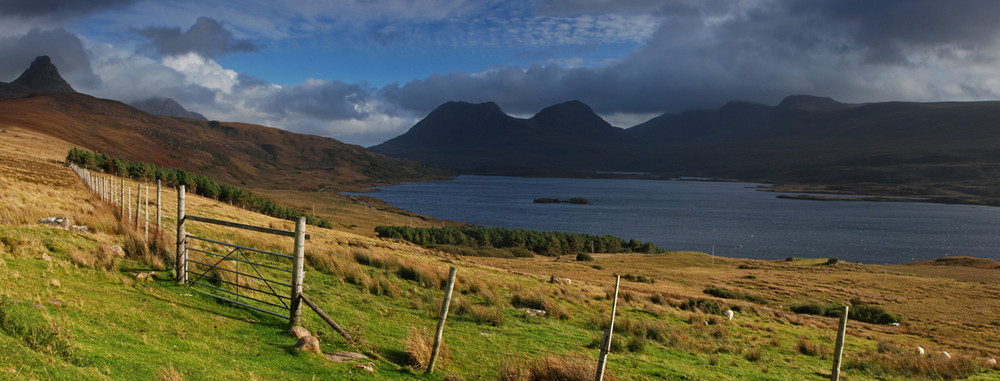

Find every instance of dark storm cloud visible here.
[381,0,1000,118]
[0,0,138,21]
[248,79,371,120]
[134,17,260,58]
[0,27,95,84]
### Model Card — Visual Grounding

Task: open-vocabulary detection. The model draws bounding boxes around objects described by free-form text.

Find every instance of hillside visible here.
[4,126,1000,380]
[373,96,1000,204]
[130,97,208,121]
[0,57,444,193]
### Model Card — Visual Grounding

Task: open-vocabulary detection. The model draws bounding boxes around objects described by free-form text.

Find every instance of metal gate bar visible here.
[185,232,294,318]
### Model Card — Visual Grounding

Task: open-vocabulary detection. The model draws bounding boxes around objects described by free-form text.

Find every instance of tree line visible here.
[374,225,662,256]
[66,147,332,228]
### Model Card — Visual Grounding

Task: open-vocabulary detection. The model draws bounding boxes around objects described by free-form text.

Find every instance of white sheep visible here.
[940,351,951,360]
[915,346,925,357]
[985,358,997,367]
[724,309,734,321]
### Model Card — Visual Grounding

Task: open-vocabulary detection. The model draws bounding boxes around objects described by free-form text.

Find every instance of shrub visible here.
[796,336,825,357]
[680,298,722,314]
[790,302,901,325]
[703,286,766,304]
[576,253,595,262]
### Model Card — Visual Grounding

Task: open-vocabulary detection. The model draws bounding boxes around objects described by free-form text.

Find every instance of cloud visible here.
[0,27,96,86]
[133,16,260,58]
[0,0,138,22]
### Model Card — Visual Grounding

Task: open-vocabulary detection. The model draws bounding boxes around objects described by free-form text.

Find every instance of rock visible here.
[293,335,321,354]
[50,279,61,288]
[41,253,52,262]
[38,216,64,226]
[356,362,375,372]
[212,316,227,322]
[517,308,546,317]
[549,275,560,284]
[103,245,125,258]
[134,272,155,281]
[324,352,368,363]
[289,326,311,339]
[71,225,89,233]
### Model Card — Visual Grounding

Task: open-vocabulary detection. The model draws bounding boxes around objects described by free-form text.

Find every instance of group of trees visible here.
[374,225,662,256]
[66,148,332,228]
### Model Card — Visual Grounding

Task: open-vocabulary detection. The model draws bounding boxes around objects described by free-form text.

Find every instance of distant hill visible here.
[130,97,208,121]
[370,100,634,173]
[373,96,1000,204]
[0,55,443,191]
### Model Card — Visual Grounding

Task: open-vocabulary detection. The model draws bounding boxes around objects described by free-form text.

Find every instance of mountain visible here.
[370,100,634,173]
[10,56,76,93]
[0,56,442,191]
[130,97,208,120]
[374,96,1000,204]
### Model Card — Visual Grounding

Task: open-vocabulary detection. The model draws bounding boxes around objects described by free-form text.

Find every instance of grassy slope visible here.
[3,127,1000,380]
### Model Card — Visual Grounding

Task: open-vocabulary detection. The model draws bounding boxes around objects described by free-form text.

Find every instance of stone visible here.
[41,253,52,262]
[293,335,321,354]
[517,308,546,317]
[289,326,311,339]
[103,245,125,258]
[356,362,375,372]
[71,225,89,233]
[324,352,368,363]
[50,279,60,288]
[134,272,155,281]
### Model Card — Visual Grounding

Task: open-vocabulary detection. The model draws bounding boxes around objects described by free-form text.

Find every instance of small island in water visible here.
[534,197,592,204]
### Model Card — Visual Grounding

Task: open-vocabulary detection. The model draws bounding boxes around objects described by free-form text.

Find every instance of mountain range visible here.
[372,95,1000,203]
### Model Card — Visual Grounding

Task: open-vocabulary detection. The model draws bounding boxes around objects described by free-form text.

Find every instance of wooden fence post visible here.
[427,266,458,374]
[135,184,141,229]
[290,217,306,326]
[176,185,186,283]
[596,275,621,381]
[831,306,849,381]
[144,184,149,240]
[120,178,125,218]
[156,180,162,233]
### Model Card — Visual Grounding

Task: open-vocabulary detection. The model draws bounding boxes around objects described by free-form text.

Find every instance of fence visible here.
[70,164,161,240]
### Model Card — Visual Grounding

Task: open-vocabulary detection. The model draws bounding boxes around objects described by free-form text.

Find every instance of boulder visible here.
[103,245,126,258]
[41,253,52,262]
[289,326,311,339]
[293,335,321,354]
[356,362,375,372]
[517,308,546,317]
[71,225,89,233]
[324,352,368,363]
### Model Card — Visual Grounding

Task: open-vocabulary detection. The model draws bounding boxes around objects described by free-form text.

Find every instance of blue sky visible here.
[3,0,1000,146]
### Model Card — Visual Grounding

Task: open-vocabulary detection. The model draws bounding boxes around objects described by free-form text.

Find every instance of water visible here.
[350,175,1000,264]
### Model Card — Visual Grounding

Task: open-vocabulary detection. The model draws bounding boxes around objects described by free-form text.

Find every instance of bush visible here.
[703,286,766,304]
[576,253,595,262]
[680,298,722,314]
[790,302,901,325]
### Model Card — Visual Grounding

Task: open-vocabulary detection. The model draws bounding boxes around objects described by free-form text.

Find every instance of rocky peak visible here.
[11,56,76,93]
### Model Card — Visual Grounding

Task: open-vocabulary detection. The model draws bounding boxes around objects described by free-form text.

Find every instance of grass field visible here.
[3,127,1000,380]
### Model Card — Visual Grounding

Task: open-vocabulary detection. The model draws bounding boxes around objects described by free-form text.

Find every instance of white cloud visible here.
[162,53,238,93]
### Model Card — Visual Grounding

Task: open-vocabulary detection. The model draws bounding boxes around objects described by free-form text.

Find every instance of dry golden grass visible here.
[404,327,446,371]
[499,355,615,381]
[157,364,184,381]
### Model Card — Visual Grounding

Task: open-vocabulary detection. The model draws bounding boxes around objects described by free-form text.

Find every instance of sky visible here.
[3,0,1000,146]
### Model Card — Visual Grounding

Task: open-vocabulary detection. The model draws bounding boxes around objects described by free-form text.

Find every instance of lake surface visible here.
[352,175,1000,264]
